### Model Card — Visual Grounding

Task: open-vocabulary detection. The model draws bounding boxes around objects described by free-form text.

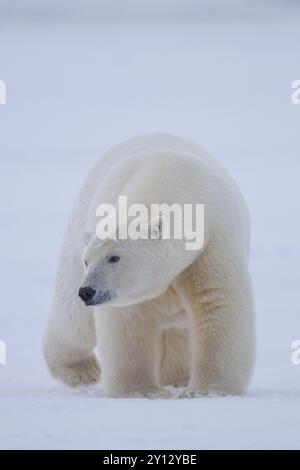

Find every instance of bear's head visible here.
[78,216,198,308]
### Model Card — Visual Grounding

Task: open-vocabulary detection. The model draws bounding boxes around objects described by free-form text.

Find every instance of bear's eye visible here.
[108,255,120,264]
[84,258,88,267]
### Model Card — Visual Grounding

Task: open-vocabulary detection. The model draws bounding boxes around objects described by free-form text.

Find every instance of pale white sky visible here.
[0,0,297,24]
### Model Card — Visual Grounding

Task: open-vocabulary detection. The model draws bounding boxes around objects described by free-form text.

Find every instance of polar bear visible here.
[44,133,255,397]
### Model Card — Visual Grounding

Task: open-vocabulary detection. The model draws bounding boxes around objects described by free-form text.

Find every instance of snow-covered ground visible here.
[0,1,300,450]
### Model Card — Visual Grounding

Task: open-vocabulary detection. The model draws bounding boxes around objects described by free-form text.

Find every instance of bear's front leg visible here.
[44,242,100,387]
[43,301,100,388]
[95,305,164,398]
[174,249,255,397]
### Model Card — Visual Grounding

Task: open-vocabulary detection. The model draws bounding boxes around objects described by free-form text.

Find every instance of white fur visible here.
[44,134,255,397]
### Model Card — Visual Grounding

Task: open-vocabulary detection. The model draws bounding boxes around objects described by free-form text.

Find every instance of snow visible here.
[0,1,300,450]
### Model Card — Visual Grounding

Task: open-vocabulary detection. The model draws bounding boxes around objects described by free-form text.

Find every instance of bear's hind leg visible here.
[95,305,165,397]
[159,328,190,387]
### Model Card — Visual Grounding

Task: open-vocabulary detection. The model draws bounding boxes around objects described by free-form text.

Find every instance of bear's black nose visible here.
[78,286,96,303]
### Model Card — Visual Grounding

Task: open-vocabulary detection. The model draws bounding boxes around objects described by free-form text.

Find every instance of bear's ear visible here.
[82,231,92,247]
[149,215,163,240]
